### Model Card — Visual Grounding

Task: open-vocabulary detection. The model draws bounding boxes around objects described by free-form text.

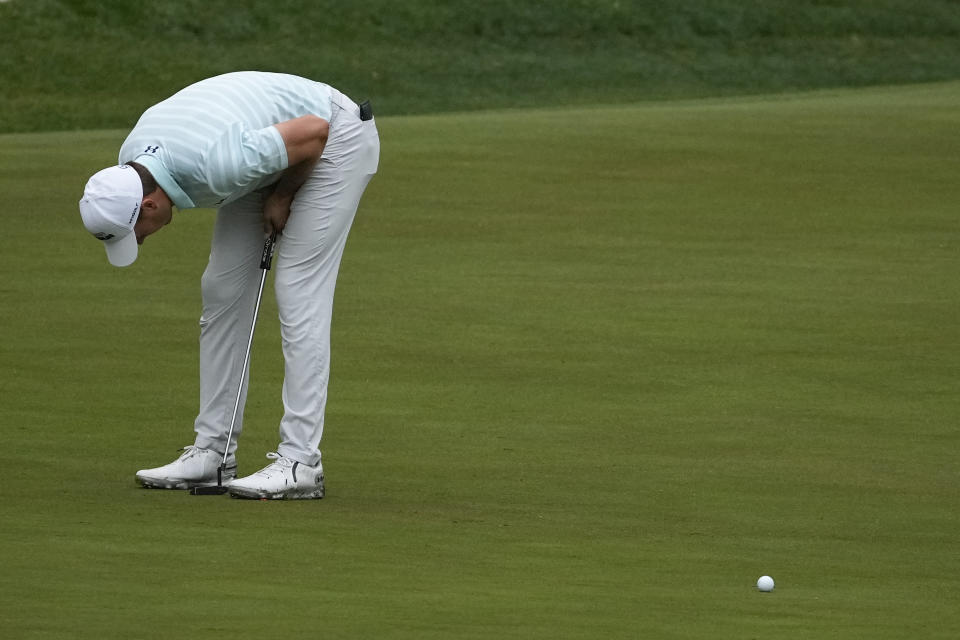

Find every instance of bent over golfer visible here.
[78,72,379,499]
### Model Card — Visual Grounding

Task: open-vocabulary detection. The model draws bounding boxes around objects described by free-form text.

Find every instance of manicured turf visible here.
[1,83,958,638]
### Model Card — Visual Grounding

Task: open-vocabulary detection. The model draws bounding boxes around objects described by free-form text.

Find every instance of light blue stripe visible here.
[119,72,334,209]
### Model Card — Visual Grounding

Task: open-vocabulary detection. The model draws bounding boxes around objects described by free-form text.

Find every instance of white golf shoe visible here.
[135,446,236,490]
[228,452,325,500]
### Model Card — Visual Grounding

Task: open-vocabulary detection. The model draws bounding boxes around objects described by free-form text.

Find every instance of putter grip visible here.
[260,233,277,270]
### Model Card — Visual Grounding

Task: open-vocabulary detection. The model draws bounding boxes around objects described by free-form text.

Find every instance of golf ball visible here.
[757,575,775,592]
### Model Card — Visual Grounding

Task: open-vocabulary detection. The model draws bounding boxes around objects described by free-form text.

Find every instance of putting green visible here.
[1,82,958,638]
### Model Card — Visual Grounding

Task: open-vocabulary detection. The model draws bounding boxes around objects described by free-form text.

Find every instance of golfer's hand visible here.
[263,192,292,235]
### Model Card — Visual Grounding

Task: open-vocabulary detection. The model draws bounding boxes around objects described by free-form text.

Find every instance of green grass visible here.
[2,0,960,132]
[2,82,959,638]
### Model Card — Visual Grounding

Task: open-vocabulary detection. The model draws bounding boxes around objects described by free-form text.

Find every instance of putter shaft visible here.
[192,233,277,496]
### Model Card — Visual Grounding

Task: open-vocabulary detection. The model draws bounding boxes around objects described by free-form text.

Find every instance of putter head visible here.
[189,465,228,495]
[190,485,228,495]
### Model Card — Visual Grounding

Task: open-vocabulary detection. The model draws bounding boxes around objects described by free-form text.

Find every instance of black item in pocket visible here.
[358,100,374,121]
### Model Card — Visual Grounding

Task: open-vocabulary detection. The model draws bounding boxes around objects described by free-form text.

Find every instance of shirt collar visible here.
[133,154,196,210]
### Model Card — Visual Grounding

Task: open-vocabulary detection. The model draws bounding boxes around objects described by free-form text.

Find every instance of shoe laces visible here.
[255,452,295,479]
[175,445,234,473]
[177,445,205,460]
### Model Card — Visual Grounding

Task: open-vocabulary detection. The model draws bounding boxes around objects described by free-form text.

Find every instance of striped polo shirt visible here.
[118,72,333,209]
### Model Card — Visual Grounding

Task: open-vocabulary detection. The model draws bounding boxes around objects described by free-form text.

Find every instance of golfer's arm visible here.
[271,115,329,199]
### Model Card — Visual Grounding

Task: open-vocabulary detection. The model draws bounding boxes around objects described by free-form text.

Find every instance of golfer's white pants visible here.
[193,91,379,468]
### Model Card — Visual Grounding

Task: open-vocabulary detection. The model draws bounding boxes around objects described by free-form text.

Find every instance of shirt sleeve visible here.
[200,123,290,199]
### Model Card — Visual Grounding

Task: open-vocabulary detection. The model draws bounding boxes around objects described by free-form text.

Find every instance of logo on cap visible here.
[94,232,115,241]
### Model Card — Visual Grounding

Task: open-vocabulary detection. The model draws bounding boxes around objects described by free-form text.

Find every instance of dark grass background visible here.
[1,0,960,131]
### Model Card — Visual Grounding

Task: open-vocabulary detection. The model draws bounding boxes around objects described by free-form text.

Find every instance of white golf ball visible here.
[757,575,775,592]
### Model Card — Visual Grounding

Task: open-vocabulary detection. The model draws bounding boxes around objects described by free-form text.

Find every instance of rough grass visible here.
[1,82,959,638]
[1,0,960,132]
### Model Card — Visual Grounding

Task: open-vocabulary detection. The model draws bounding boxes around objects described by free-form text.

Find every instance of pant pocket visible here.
[362,120,380,175]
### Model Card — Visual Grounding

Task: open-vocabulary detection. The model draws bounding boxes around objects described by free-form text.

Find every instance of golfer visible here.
[78,71,379,499]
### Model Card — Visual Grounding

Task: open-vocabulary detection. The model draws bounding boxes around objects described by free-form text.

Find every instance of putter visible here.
[191,232,278,496]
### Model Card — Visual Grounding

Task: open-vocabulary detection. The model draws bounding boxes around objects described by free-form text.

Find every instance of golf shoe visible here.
[228,452,325,500]
[135,446,236,490]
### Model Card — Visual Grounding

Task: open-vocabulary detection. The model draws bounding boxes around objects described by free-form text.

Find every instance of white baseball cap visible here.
[79,165,143,267]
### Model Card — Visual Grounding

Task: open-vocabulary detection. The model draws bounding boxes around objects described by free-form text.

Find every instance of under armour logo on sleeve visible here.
[144,145,159,154]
